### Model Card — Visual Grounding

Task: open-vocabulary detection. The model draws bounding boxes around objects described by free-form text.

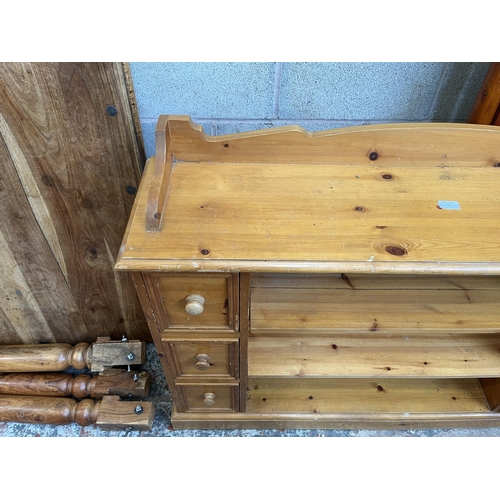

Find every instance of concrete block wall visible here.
[129,62,490,158]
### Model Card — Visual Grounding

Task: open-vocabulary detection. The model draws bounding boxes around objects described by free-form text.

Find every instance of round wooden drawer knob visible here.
[195,354,211,371]
[203,392,216,407]
[185,294,205,315]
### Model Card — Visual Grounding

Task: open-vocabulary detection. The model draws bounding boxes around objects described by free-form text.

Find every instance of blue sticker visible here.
[438,200,461,210]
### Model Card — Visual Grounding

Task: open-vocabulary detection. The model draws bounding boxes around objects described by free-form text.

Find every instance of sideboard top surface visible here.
[115,116,500,274]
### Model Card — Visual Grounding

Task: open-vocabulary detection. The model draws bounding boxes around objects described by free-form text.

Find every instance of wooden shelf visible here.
[250,285,500,334]
[248,333,500,378]
[246,377,491,414]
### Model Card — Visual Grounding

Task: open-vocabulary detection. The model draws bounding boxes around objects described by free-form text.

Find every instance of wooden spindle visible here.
[0,395,99,426]
[0,373,92,398]
[0,343,90,372]
[0,395,155,430]
[0,339,146,373]
[0,369,151,399]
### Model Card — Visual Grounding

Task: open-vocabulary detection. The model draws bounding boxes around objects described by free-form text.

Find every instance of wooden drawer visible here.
[250,274,500,334]
[145,273,238,331]
[164,339,238,381]
[180,385,238,412]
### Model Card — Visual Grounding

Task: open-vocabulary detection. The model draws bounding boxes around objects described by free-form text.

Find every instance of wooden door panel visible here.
[0,63,149,343]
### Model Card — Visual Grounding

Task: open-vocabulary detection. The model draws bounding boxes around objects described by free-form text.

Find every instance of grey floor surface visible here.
[1,342,500,437]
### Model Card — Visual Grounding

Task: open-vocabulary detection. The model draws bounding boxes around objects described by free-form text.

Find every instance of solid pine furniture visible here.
[115,115,500,429]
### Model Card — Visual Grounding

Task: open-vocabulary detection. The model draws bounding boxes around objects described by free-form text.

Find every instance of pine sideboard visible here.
[115,116,500,430]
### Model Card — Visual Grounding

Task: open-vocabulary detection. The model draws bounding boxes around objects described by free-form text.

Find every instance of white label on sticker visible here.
[438,200,461,210]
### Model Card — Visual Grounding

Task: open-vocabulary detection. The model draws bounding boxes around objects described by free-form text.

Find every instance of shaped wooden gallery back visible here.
[146,116,500,232]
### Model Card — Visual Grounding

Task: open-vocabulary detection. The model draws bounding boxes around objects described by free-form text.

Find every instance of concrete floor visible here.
[1,342,500,437]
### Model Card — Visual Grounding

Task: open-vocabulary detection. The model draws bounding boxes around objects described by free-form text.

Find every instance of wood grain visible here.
[0,63,149,344]
[0,395,99,426]
[248,333,500,378]
[246,378,490,413]
[153,115,500,166]
[479,378,500,412]
[146,116,172,231]
[96,395,155,431]
[180,384,238,412]
[0,369,150,399]
[118,116,500,430]
[0,343,89,372]
[116,119,500,273]
[251,273,500,290]
[468,63,500,125]
[0,340,145,372]
[171,403,500,430]
[121,63,146,169]
[239,273,251,412]
[0,394,154,429]
[146,273,238,331]
[250,287,500,334]
[164,339,238,380]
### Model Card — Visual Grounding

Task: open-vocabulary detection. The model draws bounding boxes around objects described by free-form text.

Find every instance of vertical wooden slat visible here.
[239,273,250,412]
[0,62,150,344]
[468,62,500,124]
[121,62,146,171]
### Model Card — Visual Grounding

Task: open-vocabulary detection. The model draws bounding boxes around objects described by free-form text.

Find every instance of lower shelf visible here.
[246,377,490,413]
[171,377,500,430]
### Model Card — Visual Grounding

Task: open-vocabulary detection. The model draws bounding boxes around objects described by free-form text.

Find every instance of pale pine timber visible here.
[145,273,238,331]
[170,406,500,431]
[247,333,500,378]
[116,116,500,430]
[246,378,490,413]
[250,287,500,334]
[164,338,239,381]
[116,118,500,274]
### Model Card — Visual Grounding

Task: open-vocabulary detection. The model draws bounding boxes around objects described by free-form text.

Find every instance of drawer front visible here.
[145,273,238,331]
[181,385,238,412]
[250,274,500,334]
[164,339,238,380]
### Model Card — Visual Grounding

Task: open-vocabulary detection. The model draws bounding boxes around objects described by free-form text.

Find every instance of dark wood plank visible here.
[468,63,500,124]
[0,62,149,343]
[479,379,500,411]
[0,130,86,344]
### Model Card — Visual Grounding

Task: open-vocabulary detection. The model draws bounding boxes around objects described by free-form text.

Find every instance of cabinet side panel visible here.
[479,379,500,412]
[131,272,185,411]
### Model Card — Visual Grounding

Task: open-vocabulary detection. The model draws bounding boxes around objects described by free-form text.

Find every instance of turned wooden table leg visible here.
[0,395,99,426]
[0,370,151,399]
[0,395,155,430]
[0,339,146,372]
[0,343,90,372]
